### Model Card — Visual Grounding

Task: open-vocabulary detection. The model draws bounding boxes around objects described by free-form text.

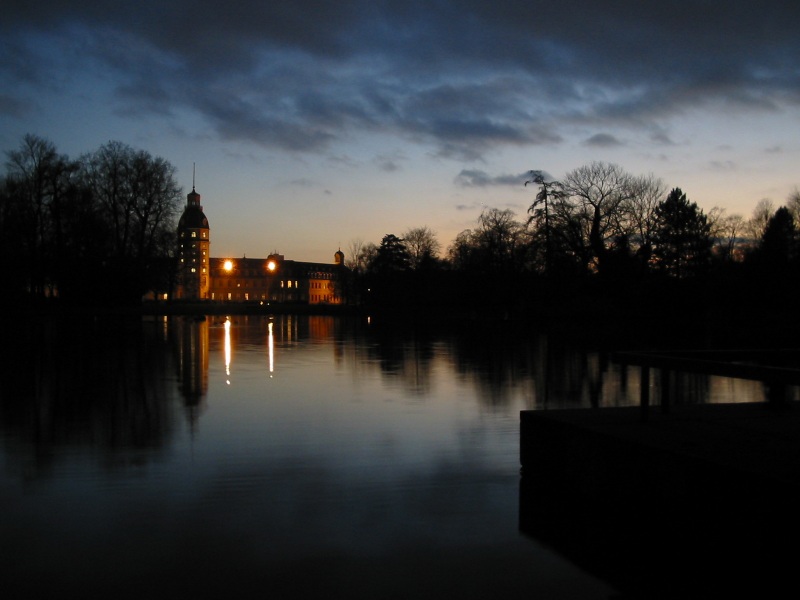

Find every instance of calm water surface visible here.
[0,314,770,598]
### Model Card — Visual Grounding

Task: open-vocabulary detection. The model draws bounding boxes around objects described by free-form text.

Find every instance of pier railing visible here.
[612,349,800,420]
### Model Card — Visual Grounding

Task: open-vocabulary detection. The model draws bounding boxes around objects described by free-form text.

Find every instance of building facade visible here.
[176,187,346,304]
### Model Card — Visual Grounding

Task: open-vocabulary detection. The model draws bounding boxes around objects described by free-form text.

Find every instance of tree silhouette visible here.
[561,162,633,275]
[403,226,441,270]
[79,141,182,301]
[371,234,410,273]
[651,188,712,278]
[1,134,183,304]
[2,134,79,298]
[758,206,797,270]
[526,170,563,276]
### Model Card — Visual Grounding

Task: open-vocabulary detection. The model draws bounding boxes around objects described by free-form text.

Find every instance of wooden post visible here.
[661,368,670,414]
[640,365,650,422]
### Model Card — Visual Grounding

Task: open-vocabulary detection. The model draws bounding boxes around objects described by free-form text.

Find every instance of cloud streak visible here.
[455,170,528,188]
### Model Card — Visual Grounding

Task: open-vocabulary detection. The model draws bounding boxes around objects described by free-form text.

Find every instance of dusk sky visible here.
[2,1,799,262]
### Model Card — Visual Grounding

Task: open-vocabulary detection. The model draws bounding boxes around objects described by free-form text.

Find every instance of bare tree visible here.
[4,134,77,296]
[746,198,775,242]
[80,141,181,265]
[346,238,365,271]
[78,141,182,299]
[446,229,475,270]
[707,207,745,262]
[622,173,665,265]
[402,225,441,269]
[445,209,529,274]
[561,161,633,273]
[358,241,379,272]
[786,188,800,223]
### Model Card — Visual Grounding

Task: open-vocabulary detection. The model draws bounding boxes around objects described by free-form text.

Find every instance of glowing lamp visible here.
[223,260,233,272]
[267,260,277,272]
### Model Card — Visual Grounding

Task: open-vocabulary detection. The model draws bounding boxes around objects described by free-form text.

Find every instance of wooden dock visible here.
[520,402,800,598]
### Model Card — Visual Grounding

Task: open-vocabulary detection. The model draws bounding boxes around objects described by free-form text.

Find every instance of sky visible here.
[2,1,799,262]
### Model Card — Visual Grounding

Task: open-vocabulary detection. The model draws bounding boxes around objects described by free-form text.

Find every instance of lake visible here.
[0,313,770,598]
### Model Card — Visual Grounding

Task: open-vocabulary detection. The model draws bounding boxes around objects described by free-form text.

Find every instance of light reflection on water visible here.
[0,314,774,598]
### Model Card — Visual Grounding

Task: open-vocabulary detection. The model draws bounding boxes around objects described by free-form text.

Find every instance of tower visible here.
[177,184,210,299]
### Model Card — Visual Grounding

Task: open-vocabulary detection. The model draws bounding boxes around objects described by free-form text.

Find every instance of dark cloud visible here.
[2,1,800,157]
[0,93,31,118]
[374,152,405,173]
[455,170,527,188]
[709,160,737,172]
[650,132,676,146]
[584,133,624,148]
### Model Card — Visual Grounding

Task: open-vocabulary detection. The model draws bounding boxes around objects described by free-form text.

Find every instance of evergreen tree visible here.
[371,234,410,273]
[758,206,797,269]
[651,188,712,278]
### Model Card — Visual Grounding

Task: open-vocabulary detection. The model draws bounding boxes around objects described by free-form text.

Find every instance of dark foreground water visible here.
[0,314,770,598]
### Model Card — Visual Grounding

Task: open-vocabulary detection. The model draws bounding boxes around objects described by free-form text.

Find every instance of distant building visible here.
[176,187,346,304]
[176,186,211,299]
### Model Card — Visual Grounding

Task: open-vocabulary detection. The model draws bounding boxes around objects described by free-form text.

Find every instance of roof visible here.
[178,206,209,230]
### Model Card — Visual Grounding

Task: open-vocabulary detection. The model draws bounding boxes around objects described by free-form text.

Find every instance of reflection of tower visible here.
[176,181,211,299]
[175,317,209,428]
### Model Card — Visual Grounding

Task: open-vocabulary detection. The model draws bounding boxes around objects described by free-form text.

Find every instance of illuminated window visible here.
[245,293,249,301]
[295,281,299,288]
[191,268,196,273]
[191,232,196,238]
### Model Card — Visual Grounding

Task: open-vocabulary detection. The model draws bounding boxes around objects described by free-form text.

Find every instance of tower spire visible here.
[192,162,196,191]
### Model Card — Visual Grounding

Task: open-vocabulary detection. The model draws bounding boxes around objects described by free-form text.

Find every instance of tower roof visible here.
[179,187,209,230]
[178,206,209,230]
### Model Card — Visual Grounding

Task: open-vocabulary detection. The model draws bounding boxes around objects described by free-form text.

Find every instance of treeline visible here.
[347,162,800,335]
[4,132,799,330]
[1,135,182,304]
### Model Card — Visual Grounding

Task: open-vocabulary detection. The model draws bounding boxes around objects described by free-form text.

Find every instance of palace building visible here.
[176,187,347,304]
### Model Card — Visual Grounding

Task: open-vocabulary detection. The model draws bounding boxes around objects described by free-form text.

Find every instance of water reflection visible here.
[1,316,178,477]
[174,316,209,425]
[167,314,776,428]
[2,315,776,466]
[1,314,783,598]
[268,320,274,375]
[224,316,231,382]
